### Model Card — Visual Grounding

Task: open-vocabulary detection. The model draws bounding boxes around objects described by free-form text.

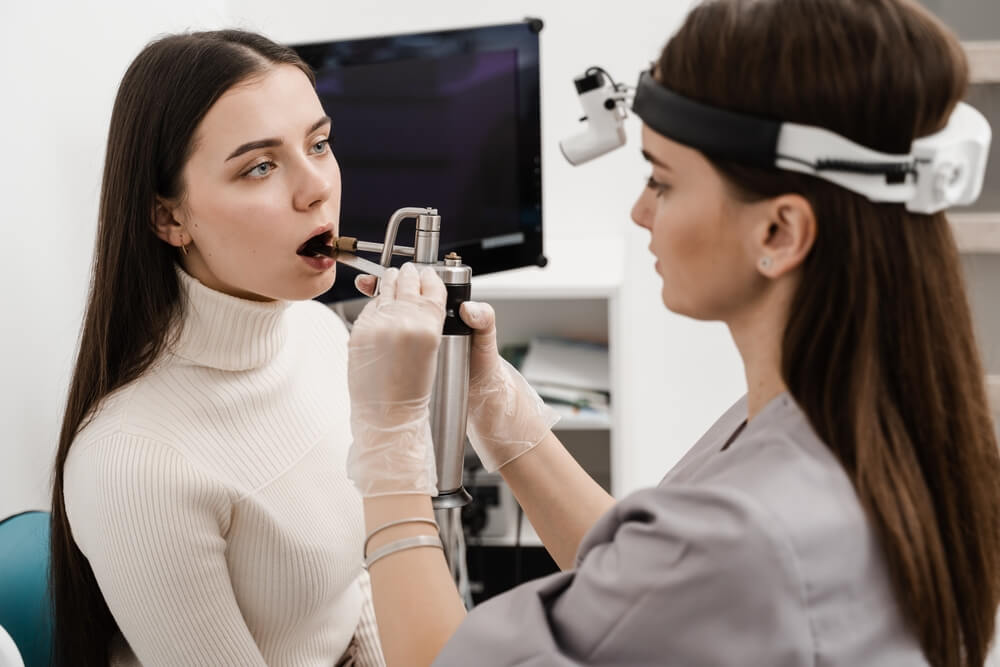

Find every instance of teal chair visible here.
[0,512,53,667]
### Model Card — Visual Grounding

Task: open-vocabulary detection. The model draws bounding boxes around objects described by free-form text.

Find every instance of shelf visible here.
[548,403,612,431]
[471,237,623,300]
[988,375,1000,415]
[965,41,1000,82]
[950,213,1000,253]
[467,516,543,548]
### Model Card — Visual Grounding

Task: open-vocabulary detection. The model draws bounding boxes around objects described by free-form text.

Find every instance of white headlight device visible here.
[560,68,992,214]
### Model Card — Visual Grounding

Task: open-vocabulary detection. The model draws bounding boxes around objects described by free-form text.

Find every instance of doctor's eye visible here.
[646,176,670,197]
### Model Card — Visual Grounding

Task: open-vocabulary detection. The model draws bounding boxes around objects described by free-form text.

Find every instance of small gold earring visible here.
[180,235,189,256]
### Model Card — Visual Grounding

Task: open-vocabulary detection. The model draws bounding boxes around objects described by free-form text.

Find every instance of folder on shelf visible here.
[530,382,609,410]
[520,337,611,396]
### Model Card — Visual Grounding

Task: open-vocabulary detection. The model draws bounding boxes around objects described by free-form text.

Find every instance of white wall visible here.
[1,0,747,517]
[0,0,229,517]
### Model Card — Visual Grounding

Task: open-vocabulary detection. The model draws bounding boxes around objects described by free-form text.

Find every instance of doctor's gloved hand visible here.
[346,263,446,497]
[354,275,559,472]
[458,301,560,472]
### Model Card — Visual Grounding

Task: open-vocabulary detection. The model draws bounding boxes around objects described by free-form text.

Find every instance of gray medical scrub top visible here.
[435,393,928,666]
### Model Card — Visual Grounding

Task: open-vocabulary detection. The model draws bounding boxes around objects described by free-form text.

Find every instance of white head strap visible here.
[564,69,992,214]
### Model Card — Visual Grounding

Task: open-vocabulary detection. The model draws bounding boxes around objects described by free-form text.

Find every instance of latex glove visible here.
[346,263,447,497]
[458,301,560,472]
[355,275,559,472]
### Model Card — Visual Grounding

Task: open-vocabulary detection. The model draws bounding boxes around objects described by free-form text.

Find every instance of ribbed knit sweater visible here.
[64,268,384,666]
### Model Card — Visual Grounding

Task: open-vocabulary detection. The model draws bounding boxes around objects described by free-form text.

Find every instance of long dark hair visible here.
[50,30,314,666]
[658,1,1000,664]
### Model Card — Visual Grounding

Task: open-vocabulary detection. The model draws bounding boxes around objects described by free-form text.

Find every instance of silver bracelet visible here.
[363,534,443,570]
[364,517,439,558]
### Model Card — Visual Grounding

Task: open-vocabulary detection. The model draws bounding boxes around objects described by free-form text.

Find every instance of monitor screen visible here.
[292,20,544,303]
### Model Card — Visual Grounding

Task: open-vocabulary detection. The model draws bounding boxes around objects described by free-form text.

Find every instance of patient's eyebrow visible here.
[225,116,332,162]
[305,115,332,136]
[641,149,672,171]
[226,139,280,161]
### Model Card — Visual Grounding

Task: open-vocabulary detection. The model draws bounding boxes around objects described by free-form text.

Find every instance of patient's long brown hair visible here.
[50,30,313,666]
[658,1,999,664]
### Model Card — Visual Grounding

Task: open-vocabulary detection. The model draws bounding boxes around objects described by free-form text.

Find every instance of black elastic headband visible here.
[631,71,781,168]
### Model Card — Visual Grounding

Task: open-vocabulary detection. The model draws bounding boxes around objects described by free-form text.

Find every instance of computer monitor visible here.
[291,19,545,303]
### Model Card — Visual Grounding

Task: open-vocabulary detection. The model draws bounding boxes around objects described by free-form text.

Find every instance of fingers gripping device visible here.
[336,208,474,510]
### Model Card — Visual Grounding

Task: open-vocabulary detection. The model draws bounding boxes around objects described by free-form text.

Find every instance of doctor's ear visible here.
[753,194,816,278]
[152,197,188,248]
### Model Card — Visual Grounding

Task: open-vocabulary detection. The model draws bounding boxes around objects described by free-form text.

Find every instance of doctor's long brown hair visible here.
[658,0,1000,665]
[49,30,314,666]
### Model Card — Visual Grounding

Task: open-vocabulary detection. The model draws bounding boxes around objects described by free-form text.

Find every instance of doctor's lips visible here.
[296,230,358,259]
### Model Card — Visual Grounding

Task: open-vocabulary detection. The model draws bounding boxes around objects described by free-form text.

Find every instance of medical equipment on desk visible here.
[560,66,992,214]
[302,207,474,512]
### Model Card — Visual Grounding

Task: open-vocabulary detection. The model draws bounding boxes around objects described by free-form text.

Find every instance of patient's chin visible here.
[293,266,338,301]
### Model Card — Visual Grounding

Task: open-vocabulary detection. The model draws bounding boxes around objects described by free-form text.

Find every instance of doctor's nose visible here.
[631,187,654,231]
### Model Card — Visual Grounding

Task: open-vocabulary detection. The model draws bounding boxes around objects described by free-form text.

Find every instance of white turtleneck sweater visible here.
[64,268,384,666]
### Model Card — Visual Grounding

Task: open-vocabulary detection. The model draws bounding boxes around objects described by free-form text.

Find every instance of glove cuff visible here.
[466,358,561,472]
[348,409,438,497]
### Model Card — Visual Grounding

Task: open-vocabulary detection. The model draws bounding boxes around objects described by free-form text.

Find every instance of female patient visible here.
[49,30,383,666]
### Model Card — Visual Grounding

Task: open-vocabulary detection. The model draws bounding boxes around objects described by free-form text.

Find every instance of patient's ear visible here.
[152,197,187,248]
[753,194,816,278]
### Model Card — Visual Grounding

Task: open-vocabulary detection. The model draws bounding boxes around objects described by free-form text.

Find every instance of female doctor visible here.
[347,0,1000,665]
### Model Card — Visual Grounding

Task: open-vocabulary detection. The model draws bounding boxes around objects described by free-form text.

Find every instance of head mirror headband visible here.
[631,71,992,214]
[561,68,992,214]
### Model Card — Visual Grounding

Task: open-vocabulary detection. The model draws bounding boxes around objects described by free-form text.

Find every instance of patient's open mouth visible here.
[297,230,335,258]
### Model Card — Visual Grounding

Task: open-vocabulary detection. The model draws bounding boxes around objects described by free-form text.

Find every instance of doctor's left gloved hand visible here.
[346,263,447,497]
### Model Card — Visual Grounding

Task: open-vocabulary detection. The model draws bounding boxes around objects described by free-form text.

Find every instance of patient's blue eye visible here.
[246,161,275,178]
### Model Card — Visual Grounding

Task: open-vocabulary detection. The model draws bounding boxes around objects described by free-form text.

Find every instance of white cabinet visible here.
[957,42,1000,430]
[467,238,622,547]
[961,39,1000,667]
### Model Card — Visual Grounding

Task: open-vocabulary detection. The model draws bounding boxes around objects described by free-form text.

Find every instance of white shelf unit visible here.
[960,42,1000,428]
[950,213,1000,253]
[466,238,623,548]
[989,375,1000,415]
[958,40,1000,667]
[545,404,612,431]
[952,42,1000,252]
[953,41,1000,442]
[964,41,1000,81]
[471,242,623,453]
[464,470,545,548]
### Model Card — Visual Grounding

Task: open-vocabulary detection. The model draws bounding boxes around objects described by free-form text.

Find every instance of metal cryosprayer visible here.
[309,207,473,510]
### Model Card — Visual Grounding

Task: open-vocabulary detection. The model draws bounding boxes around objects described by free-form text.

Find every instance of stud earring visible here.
[759,256,772,269]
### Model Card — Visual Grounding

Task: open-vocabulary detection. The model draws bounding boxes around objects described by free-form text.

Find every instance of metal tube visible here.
[414,231,439,264]
[355,240,415,257]
[430,335,471,500]
[380,207,437,268]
